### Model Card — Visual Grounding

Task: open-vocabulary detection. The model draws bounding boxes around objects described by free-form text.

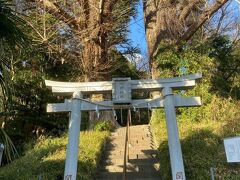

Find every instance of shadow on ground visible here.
[157,128,240,180]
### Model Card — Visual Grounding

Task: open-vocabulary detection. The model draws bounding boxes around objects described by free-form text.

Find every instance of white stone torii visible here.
[45,73,202,180]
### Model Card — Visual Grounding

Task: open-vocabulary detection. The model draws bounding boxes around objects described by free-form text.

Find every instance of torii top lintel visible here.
[45,73,202,96]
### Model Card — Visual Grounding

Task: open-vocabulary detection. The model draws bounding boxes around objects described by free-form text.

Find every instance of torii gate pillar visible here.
[45,73,202,180]
[163,87,186,180]
[64,92,82,180]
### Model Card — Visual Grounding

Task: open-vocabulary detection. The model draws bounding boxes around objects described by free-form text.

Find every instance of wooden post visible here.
[163,87,186,180]
[64,92,82,180]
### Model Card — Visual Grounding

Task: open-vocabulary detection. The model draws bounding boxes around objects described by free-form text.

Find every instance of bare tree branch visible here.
[177,0,230,44]
[38,0,79,29]
[179,0,203,21]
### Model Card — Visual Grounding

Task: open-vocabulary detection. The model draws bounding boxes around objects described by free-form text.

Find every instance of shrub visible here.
[93,120,114,132]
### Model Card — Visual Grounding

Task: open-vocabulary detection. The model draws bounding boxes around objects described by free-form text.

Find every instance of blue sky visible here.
[128,1,147,55]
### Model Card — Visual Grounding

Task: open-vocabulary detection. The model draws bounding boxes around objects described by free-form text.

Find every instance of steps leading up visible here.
[95,125,161,180]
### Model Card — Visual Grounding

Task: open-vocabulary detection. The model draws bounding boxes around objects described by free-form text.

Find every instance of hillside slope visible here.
[0,130,109,180]
[151,98,240,180]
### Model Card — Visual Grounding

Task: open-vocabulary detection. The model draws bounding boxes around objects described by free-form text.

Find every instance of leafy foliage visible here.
[208,35,240,99]
[0,0,28,48]
[0,129,19,163]
[93,120,114,132]
[151,36,240,179]
[0,0,28,114]
[0,0,31,164]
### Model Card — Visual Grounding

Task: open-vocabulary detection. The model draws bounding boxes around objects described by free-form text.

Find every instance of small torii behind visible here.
[45,73,202,180]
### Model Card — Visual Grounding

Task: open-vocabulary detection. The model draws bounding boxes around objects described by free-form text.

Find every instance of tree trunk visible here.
[143,0,181,78]
[88,94,120,129]
[143,0,230,79]
[28,0,137,128]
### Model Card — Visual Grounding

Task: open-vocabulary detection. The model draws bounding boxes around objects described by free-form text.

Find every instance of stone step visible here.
[110,134,152,138]
[106,139,153,145]
[103,150,124,156]
[96,176,160,180]
[103,149,157,156]
[103,153,157,160]
[129,145,156,150]
[103,148,157,154]
[128,159,159,166]
[111,129,151,134]
[108,139,152,144]
[95,171,160,180]
[130,153,157,159]
[101,158,158,166]
[129,143,155,148]
[95,172,123,180]
[105,142,154,150]
[126,163,160,173]
[96,125,160,179]
[100,164,124,172]
[103,158,124,165]
[103,151,157,157]
[102,158,159,167]
[105,144,154,149]
[109,136,152,141]
[129,138,153,142]
[111,131,152,136]
[100,163,159,173]
[129,149,158,155]
[114,125,149,131]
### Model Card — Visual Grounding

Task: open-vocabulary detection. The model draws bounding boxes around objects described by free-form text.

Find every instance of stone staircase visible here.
[95,125,160,180]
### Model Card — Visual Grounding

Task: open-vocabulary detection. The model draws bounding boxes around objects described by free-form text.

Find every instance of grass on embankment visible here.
[151,99,240,180]
[0,130,109,180]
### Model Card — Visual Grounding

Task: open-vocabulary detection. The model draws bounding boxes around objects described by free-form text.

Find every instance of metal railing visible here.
[123,108,131,180]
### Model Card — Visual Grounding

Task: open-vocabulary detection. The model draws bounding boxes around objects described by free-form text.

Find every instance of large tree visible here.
[16,0,139,127]
[143,0,230,78]
[24,0,138,82]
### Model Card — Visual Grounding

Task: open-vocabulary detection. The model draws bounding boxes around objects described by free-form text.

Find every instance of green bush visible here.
[93,120,114,132]
[0,130,109,180]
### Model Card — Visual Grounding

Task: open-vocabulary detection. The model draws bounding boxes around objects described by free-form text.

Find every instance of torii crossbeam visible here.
[45,73,202,180]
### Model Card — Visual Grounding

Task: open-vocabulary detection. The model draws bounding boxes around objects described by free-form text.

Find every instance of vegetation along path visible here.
[95,125,160,180]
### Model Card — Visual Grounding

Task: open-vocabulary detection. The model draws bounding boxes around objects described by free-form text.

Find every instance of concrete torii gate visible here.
[45,73,202,180]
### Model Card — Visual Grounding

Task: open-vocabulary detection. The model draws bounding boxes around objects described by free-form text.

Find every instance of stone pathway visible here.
[95,125,160,180]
